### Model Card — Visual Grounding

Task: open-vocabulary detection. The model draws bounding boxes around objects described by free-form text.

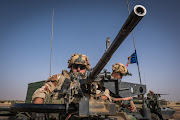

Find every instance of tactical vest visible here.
[44,70,70,104]
[44,70,81,104]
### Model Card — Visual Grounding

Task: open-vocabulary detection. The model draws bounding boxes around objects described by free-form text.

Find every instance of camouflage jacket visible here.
[32,70,87,104]
[32,70,70,102]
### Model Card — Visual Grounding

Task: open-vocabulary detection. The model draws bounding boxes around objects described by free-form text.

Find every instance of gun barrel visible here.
[156,94,170,95]
[90,5,146,78]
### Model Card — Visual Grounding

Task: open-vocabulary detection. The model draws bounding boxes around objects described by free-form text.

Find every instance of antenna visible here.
[50,8,54,76]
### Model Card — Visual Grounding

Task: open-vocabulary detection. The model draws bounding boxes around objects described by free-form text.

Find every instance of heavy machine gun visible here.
[0,5,149,120]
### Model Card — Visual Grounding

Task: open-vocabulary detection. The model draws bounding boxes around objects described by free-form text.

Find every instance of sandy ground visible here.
[0,104,11,120]
[168,102,180,120]
[0,102,180,119]
[0,104,11,106]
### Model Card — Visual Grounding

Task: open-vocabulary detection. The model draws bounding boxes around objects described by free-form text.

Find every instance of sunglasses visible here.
[72,64,86,70]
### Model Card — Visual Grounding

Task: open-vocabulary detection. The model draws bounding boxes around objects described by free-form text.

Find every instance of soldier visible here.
[101,63,132,101]
[111,63,131,79]
[147,90,159,109]
[32,53,91,104]
[147,90,155,100]
[111,63,136,112]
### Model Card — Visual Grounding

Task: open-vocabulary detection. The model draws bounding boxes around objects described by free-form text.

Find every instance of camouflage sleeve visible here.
[103,89,112,102]
[32,74,61,101]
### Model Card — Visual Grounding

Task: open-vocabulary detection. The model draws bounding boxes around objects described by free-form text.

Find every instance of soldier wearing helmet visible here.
[32,53,91,104]
[147,90,155,100]
[110,63,136,112]
[111,63,131,79]
[68,53,91,75]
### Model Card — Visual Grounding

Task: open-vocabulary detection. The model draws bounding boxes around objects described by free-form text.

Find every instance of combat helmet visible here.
[68,53,91,70]
[149,90,154,94]
[112,63,129,76]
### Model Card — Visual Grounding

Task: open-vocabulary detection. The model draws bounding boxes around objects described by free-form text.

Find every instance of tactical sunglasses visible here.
[72,64,86,70]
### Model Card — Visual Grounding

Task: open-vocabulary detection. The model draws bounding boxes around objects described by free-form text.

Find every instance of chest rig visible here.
[45,70,84,104]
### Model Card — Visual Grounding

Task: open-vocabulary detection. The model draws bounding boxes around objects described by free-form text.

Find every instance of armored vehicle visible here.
[132,92,176,120]
[146,92,175,119]
[0,5,151,120]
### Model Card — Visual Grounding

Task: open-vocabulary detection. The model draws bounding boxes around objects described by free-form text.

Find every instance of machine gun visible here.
[0,5,149,120]
[154,94,169,98]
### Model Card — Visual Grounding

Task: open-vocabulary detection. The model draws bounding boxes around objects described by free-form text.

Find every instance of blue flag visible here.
[126,50,138,67]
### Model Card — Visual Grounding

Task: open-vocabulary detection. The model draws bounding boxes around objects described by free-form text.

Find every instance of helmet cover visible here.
[112,63,128,76]
[68,53,91,70]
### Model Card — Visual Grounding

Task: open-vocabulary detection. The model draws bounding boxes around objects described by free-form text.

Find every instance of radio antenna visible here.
[50,8,54,76]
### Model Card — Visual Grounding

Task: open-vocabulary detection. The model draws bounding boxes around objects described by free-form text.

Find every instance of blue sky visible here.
[0,0,180,102]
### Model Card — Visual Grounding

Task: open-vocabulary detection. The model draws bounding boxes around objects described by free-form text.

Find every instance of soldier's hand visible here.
[129,100,137,112]
[126,105,136,112]
[122,97,132,101]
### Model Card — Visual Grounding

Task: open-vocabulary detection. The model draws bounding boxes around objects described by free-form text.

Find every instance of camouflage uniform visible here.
[147,90,160,109]
[93,63,131,102]
[32,53,91,104]
[111,63,136,113]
